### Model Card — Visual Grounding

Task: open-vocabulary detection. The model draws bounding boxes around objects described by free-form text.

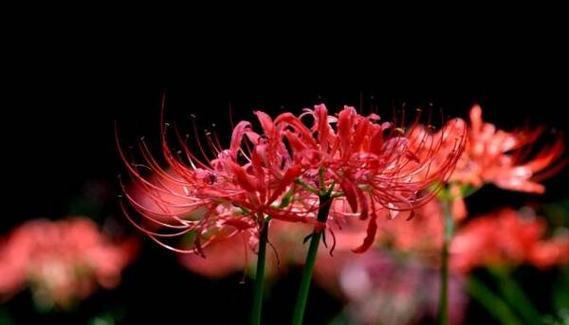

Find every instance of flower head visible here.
[118,108,313,256]
[409,105,565,220]
[277,104,465,252]
[0,218,137,308]
[119,104,465,255]
[452,105,564,193]
[451,208,569,273]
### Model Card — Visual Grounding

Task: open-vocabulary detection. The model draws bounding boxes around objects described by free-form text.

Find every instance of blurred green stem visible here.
[292,192,332,325]
[437,198,453,325]
[467,276,521,325]
[490,268,543,324]
[251,218,269,325]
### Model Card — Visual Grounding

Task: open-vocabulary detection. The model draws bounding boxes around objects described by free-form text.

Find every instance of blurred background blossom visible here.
[335,251,467,325]
[0,217,138,310]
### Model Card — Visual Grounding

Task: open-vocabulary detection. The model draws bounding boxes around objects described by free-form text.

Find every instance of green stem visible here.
[490,268,543,324]
[250,218,270,325]
[292,193,332,325]
[437,198,453,325]
[467,276,521,325]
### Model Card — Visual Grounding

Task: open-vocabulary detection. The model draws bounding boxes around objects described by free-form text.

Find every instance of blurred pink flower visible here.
[379,200,444,257]
[451,208,569,273]
[338,251,467,325]
[178,232,251,278]
[177,201,445,289]
[178,220,311,278]
[0,217,137,308]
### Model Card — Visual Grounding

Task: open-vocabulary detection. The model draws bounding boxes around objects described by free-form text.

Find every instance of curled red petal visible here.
[340,178,358,213]
[230,121,252,158]
[228,162,257,192]
[351,117,370,152]
[267,164,302,204]
[315,104,330,152]
[255,111,277,138]
[356,188,368,220]
[337,107,355,154]
[352,213,378,253]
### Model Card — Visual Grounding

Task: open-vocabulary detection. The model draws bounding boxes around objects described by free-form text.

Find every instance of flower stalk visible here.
[251,218,270,325]
[292,192,332,325]
[437,197,453,325]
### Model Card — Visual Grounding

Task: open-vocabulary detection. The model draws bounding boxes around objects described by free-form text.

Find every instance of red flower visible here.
[275,105,465,252]
[0,218,137,308]
[119,104,465,255]
[118,110,311,256]
[451,208,569,273]
[452,105,565,193]
[409,105,565,220]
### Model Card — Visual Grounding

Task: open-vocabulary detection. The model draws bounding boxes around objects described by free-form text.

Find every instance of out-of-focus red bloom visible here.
[120,104,465,256]
[456,105,565,193]
[178,200,444,281]
[178,220,311,278]
[378,200,444,257]
[451,208,569,273]
[410,105,565,220]
[0,218,137,308]
[178,232,250,278]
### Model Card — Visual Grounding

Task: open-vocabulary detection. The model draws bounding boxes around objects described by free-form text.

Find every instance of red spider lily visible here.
[117,108,316,256]
[0,218,137,308]
[409,105,565,220]
[274,104,466,252]
[461,105,565,192]
[119,104,465,255]
[454,105,565,192]
[451,208,569,273]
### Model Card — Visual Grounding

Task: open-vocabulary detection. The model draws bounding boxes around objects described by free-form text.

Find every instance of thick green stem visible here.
[250,218,269,325]
[292,193,332,325]
[437,198,453,325]
[467,276,521,325]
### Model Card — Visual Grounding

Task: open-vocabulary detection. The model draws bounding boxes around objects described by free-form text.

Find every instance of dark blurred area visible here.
[2,21,569,324]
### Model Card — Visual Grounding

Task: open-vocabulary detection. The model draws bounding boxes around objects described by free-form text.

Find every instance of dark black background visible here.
[2,18,568,324]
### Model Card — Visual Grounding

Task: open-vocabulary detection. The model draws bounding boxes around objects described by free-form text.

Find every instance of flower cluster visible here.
[0,218,137,308]
[412,105,565,219]
[454,105,564,193]
[452,208,569,272]
[356,203,569,273]
[119,104,465,255]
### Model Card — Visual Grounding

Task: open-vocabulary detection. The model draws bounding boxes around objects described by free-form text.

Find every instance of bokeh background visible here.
[2,31,569,324]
